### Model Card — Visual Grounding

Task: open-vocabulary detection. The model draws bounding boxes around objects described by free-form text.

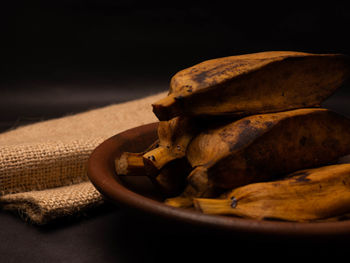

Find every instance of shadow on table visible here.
[103,208,350,262]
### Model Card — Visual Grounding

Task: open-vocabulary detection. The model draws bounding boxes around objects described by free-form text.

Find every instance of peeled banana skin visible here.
[194,164,350,222]
[186,108,350,191]
[152,51,350,121]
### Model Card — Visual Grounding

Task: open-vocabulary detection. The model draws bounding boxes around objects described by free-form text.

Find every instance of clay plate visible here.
[87,122,350,239]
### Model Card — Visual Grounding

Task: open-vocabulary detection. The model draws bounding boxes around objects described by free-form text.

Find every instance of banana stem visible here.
[115,152,145,176]
[143,146,178,174]
[115,139,160,176]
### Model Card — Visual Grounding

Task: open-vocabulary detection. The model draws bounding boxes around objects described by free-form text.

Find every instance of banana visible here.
[143,117,198,175]
[186,108,350,192]
[152,51,350,121]
[194,164,350,222]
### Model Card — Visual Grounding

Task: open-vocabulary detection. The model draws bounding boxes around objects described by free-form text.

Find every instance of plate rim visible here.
[87,122,350,239]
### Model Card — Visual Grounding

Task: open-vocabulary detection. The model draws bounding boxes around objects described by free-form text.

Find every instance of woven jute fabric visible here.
[0,91,167,224]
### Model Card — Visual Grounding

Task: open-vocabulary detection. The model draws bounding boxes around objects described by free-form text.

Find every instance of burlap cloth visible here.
[0,91,167,224]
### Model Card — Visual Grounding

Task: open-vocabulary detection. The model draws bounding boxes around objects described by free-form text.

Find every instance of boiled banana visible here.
[152,51,350,121]
[186,108,350,192]
[194,164,350,222]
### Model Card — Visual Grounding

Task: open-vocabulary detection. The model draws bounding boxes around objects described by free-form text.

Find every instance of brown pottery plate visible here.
[87,122,350,239]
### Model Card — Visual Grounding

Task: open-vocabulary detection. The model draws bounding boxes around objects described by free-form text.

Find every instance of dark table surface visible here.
[1,78,350,263]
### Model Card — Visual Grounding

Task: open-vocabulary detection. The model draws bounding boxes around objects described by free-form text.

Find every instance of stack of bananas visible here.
[116,51,350,222]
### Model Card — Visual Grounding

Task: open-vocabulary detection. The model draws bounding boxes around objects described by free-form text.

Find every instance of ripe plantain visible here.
[143,117,198,175]
[194,164,350,222]
[186,108,350,192]
[152,51,350,121]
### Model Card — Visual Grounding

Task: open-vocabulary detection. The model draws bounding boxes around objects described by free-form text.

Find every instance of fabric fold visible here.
[0,91,167,224]
[0,182,103,224]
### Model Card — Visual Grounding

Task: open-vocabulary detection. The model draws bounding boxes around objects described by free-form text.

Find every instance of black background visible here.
[1,2,350,262]
[1,1,350,131]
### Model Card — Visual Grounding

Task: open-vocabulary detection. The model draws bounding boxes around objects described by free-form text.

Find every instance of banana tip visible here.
[152,103,171,121]
[152,94,183,121]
